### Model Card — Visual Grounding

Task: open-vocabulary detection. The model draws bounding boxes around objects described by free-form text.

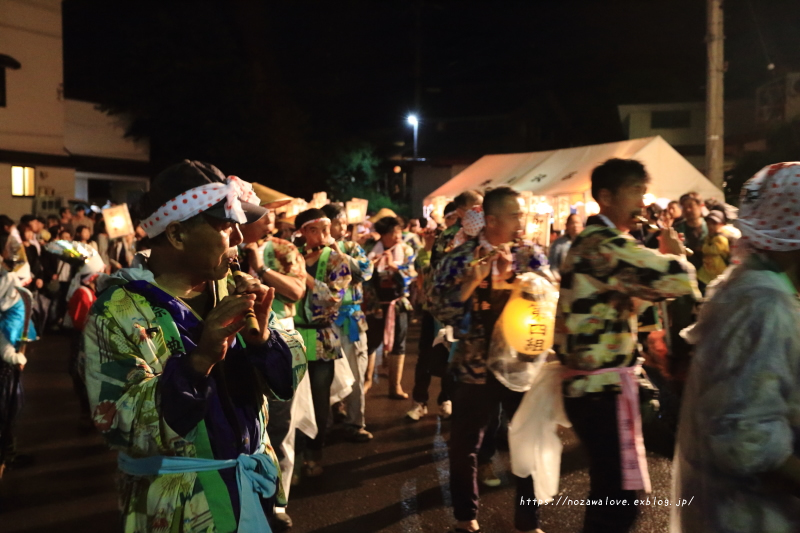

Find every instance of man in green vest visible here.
[293,208,352,478]
[322,203,374,442]
[241,200,307,530]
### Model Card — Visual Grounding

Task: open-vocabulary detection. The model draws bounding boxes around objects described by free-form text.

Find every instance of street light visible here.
[407,114,419,160]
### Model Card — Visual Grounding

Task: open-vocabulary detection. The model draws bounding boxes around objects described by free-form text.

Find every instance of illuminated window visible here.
[11,166,35,197]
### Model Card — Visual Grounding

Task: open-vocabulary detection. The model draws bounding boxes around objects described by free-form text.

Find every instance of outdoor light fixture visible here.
[102,204,135,239]
[407,114,419,160]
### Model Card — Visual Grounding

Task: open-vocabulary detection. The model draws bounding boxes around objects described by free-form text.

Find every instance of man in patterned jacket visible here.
[241,196,308,530]
[322,203,374,442]
[555,158,699,533]
[84,160,307,532]
[430,186,547,533]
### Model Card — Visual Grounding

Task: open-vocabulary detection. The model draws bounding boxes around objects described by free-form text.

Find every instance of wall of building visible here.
[0,162,74,220]
[64,100,149,160]
[619,102,706,148]
[410,163,470,218]
[0,0,65,155]
[75,171,149,206]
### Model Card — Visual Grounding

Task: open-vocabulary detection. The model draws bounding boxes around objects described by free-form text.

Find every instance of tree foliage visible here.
[326,144,409,217]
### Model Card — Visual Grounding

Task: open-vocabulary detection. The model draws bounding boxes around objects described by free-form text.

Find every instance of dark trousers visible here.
[411,311,454,405]
[564,394,639,533]
[301,359,335,452]
[449,373,539,530]
[69,330,90,419]
[366,304,408,355]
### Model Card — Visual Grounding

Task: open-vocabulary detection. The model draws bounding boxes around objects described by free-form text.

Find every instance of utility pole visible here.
[706,0,725,189]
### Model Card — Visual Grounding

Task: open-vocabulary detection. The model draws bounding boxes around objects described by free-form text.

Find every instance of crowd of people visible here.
[0,155,797,533]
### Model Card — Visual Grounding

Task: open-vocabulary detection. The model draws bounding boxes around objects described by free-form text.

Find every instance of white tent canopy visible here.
[425,136,724,205]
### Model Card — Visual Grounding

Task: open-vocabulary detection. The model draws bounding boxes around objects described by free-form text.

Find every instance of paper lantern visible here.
[345,198,368,224]
[310,192,329,209]
[103,204,135,239]
[427,195,452,223]
[501,273,557,359]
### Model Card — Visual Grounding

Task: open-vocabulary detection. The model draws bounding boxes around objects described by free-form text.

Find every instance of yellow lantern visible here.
[501,273,557,361]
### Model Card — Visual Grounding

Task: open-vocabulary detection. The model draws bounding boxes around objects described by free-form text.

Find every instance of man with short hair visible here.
[242,208,306,330]
[431,186,547,533]
[443,201,459,229]
[431,191,483,266]
[666,200,682,227]
[72,205,94,235]
[240,195,307,530]
[548,213,583,278]
[293,208,351,478]
[556,158,699,533]
[59,207,73,236]
[84,160,307,531]
[322,203,374,442]
[674,192,707,271]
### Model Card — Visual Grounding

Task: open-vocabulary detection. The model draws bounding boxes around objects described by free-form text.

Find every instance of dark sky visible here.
[62,1,800,192]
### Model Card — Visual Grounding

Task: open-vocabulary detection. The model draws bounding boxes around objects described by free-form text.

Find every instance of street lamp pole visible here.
[407,114,419,160]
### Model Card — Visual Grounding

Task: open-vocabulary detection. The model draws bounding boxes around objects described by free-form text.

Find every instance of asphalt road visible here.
[0,324,676,533]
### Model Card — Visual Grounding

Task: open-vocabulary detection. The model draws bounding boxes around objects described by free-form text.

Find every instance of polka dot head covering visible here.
[736,162,800,251]
[139,160,266,238]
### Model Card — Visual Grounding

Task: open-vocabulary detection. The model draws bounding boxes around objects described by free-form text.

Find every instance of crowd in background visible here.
[1,155,788,533]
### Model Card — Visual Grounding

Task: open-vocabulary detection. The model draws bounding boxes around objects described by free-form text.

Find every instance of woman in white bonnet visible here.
[672,162,800,532]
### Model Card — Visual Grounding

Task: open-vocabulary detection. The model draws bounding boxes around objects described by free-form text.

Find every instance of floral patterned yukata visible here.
[252,236,306,323]
[84,258,307,532]
[333,239,373,340]
[295,245,351,361]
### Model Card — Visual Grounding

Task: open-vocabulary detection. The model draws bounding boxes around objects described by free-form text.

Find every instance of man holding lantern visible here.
[431,186,547,533]
[555,158,699,533]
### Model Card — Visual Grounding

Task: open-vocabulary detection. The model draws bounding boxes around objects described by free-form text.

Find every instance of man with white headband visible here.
[292,208,351,481]
[83,160,307,532]
[321,203,375,442]
[673,162,800,532]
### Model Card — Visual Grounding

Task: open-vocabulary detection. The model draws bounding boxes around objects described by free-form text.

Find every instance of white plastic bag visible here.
[487,324,547,392]
[508,361,571,502]
[487,272,558,391]
[330,349,355,404]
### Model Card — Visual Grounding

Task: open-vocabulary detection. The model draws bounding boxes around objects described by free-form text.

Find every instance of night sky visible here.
[62,0,800,196]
